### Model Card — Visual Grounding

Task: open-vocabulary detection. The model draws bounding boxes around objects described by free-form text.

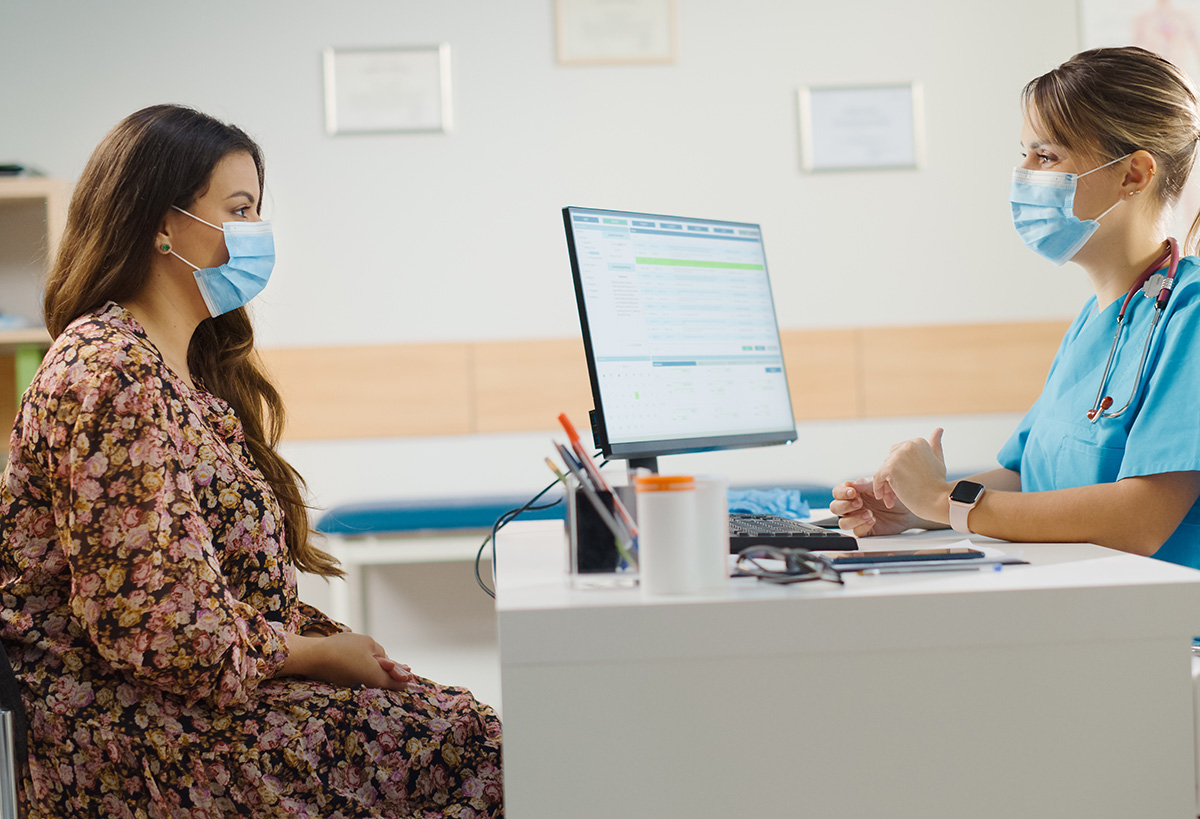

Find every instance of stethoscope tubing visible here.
[1087,237,1180,423]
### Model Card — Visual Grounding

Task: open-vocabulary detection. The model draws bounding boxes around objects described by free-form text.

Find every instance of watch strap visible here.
[948,481,985,535]
[948,499,974,535]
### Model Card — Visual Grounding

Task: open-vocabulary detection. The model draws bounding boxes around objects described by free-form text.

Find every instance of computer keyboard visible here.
[728,513,857,552]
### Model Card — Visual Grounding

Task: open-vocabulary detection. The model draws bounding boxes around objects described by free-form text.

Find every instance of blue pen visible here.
[553,441,634,551]
[860,564,1003,576]
[559,445,586,474]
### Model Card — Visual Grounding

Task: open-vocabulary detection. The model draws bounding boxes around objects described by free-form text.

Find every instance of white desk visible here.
[495,521,1200,818]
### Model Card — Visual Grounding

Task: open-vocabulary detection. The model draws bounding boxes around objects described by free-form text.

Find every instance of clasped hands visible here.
[830,428,953,538]
[281,631,414,692]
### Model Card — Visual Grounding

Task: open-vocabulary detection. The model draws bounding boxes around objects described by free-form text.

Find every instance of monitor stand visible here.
[626,456,658,478]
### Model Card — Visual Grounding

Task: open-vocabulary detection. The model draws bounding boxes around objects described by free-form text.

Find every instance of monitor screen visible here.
[564,206,797,464]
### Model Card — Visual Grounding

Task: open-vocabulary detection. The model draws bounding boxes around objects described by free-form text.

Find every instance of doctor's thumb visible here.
[929,427,945,459]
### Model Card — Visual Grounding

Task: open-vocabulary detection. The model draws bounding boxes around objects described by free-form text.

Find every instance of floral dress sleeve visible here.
[295,600,347,636]
[49,367,289,709]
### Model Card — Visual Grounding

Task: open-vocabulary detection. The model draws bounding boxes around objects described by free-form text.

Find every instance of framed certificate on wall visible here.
[798,83,924,172]
[323,45,453,135]
[555,0,678,65]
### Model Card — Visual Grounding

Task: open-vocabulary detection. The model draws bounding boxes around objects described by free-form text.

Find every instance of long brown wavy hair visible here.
[43,104,341,578]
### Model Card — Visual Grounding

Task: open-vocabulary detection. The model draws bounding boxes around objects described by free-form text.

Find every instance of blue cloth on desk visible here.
[727,488,810,519]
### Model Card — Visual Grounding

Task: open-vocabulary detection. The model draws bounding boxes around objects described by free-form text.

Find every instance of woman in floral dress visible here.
[0,105,503,817]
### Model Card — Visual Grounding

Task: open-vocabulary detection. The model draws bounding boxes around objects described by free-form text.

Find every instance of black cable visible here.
[474,484,563,599]
[474,453,611,598]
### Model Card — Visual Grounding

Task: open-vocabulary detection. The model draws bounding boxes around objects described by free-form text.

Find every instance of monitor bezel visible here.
[563,205,798,462]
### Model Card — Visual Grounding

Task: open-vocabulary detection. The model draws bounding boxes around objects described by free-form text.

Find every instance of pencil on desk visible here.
[545,458,567,485]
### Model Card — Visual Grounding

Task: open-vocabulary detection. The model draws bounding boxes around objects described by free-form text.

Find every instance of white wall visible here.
[3,0,1088,351]
[1,0,1088,504]
[2,0,1094,708]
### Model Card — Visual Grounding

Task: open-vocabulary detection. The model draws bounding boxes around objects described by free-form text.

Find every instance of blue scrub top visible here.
[999,255,1200,569]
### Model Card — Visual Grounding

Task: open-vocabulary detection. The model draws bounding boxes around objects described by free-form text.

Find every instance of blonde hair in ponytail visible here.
[1022,46,1200,252]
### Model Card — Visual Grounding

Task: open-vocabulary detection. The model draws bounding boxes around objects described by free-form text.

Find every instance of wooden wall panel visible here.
[471,338,595,433]
[0,353,14,448]
[260,344,472,439]
[779,329,859,420]
[1,320,1071,449]
[859,320,1069,418]
[259,320,1071,440]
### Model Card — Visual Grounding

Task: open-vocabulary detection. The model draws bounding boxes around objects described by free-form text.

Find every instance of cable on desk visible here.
[474,454,610,599]
[474,486,561,599]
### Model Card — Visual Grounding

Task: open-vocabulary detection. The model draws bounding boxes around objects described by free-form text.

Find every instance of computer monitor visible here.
[563,206,797,473]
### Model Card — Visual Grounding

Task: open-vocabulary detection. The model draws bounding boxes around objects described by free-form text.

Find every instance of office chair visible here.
[0,641,26,819]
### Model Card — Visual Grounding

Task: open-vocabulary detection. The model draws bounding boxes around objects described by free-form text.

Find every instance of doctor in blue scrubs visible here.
[831,46,1200,569]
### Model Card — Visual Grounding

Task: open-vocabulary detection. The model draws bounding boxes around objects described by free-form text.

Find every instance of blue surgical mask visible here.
[1010,153,1129,265]
[168,206,275,317]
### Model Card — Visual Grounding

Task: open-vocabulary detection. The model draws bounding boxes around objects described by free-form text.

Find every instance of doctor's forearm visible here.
[951,472,1200,556]
[967,468,1022,493]
[902,469,1019,532]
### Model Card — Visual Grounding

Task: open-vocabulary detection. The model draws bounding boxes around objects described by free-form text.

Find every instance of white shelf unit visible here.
[0,177,68,326]
[0,177,69,449]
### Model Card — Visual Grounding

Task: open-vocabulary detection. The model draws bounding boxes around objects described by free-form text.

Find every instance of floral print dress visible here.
[0,303,503,818]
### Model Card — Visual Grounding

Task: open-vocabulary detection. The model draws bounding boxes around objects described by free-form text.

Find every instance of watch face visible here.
[950,481,985,504]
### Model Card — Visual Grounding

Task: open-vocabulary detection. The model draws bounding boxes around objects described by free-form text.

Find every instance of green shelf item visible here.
[14,344,45,398]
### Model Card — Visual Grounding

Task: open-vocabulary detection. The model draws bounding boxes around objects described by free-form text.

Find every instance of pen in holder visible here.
[568,483,637,587]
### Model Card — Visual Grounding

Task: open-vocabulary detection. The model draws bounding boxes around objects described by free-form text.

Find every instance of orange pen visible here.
[558,413,638,536]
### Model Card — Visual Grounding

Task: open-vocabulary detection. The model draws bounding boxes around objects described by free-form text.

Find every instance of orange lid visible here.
[635,474,695,492]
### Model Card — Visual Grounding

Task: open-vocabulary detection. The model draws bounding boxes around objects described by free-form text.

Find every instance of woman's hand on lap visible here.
[280,632,413,692]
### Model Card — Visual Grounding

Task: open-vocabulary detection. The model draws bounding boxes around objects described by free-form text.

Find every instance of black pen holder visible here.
[568,486,621,574]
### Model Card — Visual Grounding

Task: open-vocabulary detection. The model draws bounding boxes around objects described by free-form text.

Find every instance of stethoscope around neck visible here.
[1086,236,1180,422]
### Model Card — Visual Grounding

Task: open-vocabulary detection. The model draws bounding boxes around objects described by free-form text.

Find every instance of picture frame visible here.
[323,44,453,135]
[797,82,924,172]
[555,0,678,66]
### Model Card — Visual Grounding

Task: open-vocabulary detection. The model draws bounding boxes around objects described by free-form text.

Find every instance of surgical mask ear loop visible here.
[166,247,201,271]
[1074,153,1132,179]
[172,205,226,232]
[165,204,232,270]
[163,206,225,270]
[1075,154,1130,224]
[1091,198,1122,223]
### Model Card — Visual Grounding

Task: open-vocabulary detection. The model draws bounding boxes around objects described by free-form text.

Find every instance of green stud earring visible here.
[160,243,170,252]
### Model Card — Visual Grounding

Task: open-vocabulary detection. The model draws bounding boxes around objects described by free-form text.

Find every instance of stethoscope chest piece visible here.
[1142,273,1166,299]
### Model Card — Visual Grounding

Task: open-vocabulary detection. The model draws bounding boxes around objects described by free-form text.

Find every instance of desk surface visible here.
[496,522,1200,661]
[497,521,1198,598]
[495,522,1200,819]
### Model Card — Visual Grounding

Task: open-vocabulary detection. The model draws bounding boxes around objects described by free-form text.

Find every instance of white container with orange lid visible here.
[635,474,727,596]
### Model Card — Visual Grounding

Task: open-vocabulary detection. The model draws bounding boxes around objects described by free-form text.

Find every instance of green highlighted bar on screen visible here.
[635,257,764,270]
[603,218,628,225]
